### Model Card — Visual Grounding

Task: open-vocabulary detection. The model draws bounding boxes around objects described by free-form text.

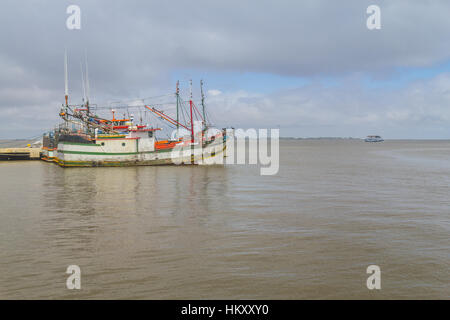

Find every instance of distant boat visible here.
[364,135,384,142]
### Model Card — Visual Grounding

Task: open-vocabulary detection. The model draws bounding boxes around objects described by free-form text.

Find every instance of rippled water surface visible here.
[0,140,449,299]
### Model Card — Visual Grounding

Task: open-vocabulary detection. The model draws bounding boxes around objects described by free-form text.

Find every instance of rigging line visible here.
[177,99,186,123]
[194,104,205,122]
[151,114,177,132]
[180,99,202,104]
[94,102,176,110]
[104,94,173,106]
[179,104,187,126]
[179,99,189,125]
[205,109,212,125]
[205,105,216,122]
[192,105,202,122]
[192,102,204,121]
[141,93,173,100]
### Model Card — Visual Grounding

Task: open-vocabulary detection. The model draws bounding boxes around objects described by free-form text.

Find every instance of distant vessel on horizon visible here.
[364,135,384,142]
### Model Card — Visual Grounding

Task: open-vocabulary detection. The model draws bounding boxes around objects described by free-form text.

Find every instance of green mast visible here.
[200,80,206,131]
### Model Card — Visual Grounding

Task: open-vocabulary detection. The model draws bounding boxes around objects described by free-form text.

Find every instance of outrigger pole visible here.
[144,105,190,131]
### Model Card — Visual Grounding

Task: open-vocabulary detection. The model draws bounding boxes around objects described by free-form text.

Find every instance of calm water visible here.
[0,140,449,299]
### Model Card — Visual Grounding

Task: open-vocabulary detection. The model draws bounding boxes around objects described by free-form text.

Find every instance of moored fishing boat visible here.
[44,52,228,167]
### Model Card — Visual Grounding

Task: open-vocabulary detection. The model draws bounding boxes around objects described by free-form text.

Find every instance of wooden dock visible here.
[0,147,41,160]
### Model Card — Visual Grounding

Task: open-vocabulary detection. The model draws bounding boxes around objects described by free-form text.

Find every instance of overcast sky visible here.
[1,0,450,138]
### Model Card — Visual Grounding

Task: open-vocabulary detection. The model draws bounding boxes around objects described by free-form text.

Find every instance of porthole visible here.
[122,143,126,147]
[101,142,105,146]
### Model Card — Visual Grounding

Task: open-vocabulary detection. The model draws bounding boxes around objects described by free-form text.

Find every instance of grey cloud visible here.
[2,0,450,79]
[1,0,450,138]
[205,74,450,138]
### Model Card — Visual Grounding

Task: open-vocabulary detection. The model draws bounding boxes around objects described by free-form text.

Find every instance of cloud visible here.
[1,0,450,138]
[204,74,450,138]
[207,90,222,96]
[3,0,450,79]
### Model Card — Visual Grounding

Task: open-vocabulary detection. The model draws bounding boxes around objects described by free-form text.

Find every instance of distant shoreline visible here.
[280,137,361,140]
[279,137,450,140]
[1,138,450,146]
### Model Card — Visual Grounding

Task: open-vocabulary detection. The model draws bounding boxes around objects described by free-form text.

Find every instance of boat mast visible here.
[189,79,194,142]
[80,61,86,105]
[84,51,90,115]
[62,50,69,130]
[200,79,206,131]
[64,50,69,108]
[176,80,180,138]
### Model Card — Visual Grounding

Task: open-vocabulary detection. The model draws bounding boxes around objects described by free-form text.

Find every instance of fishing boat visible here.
[42,53,228,167]
[364,135,384,142]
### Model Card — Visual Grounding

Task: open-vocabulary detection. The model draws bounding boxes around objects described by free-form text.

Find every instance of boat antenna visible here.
[64,49,69,107]
[200,79,206,130]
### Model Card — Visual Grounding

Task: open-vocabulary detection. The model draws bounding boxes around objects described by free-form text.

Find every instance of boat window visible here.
[148,131,153,138]
[122,143,126,146]
[101,142,105,146]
